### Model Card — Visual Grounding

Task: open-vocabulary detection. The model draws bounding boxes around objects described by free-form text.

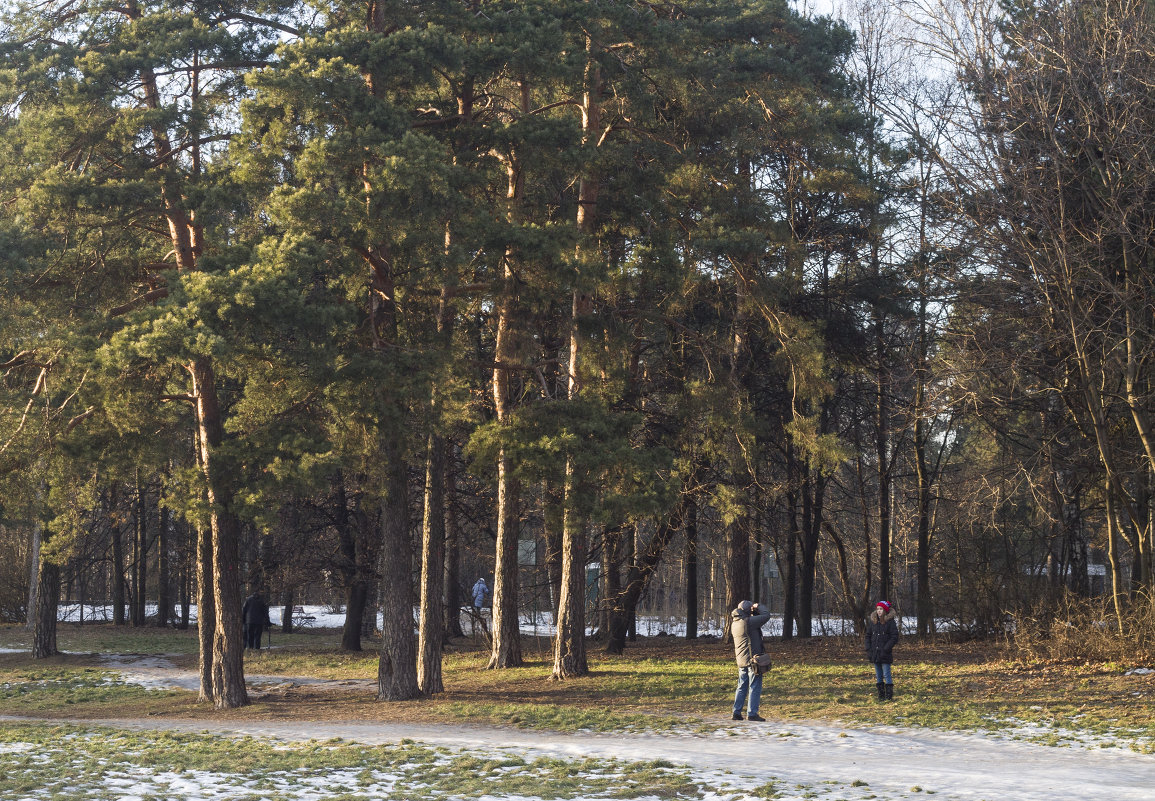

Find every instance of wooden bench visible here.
[292,606,317,627]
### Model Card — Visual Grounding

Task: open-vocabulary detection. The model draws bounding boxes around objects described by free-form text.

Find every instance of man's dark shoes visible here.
[747,713,766,722]
[732,713,743,720]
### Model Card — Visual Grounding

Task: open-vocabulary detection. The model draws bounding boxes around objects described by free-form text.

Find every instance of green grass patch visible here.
[0,663,184,713]
[0,623,203,655]
[0,648,192,717]
[439,700,688,733]
[239,645,380,679]
[2,623,1152,750]
[0,622,328,657]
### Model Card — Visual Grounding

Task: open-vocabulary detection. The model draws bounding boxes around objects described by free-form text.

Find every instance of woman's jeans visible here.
[733,666,762,716]
[873,662,892,684]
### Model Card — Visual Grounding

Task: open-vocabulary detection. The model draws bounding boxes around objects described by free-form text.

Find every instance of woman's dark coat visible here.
[865,608,899,664]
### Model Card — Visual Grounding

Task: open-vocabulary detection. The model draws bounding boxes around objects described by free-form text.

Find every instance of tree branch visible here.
[109,288,169,317]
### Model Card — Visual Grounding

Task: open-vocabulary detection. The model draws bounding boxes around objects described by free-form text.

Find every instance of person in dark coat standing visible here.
[242,592,270,650]
[865,600,899,700]
[730,600,772,721]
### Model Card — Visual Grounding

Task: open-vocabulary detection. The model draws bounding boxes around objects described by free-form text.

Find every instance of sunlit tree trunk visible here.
[418,289,452,693]
[554,288,593,679]
[191,358,248,709]
[488,80,530,670]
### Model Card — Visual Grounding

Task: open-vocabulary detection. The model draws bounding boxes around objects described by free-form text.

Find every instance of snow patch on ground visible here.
[972,715,1155,753]
[0,742,35,754]
[4,715,1151,801]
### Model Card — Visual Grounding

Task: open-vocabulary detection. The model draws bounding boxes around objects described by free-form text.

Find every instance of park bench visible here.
[291,606,317,627]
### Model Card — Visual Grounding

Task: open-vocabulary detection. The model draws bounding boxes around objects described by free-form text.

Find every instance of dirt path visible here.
[16,714,1152,801]
[10,654,1149,799]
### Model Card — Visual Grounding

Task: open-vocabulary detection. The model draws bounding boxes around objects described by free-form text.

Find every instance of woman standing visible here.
[865,600,899,700]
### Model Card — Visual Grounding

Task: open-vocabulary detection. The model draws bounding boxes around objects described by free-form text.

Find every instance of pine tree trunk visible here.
[335,476,363,652]
[607,525,643,655]
[723,517,751,640]
[418,288,453,691]
[361,0,419,703]
[553,37,602,680]
[488,449,523,668]
[876,337,892,603]
[26,521,41,631]
[798,471,817,638]
[487,109,527,669]
[178,517,192,630]
[553,494,589,678]
[377,443,420,700]
[133,472,147,626]
[782,462,799,641]
[32,555,60,659]
[357,505,379,640]
[443,461,465,639]
[626,527,638,642]
[600,525,624,640]
[157,499,171,628]
[343,582,368,652]
[685,495,699,640]
[131,42,246,703]
[418,432,447,694]
[914,409,933,636]
[543,479,564,624]
[191,358,247,708]
[554,290,593,679]
[112,491,126,626]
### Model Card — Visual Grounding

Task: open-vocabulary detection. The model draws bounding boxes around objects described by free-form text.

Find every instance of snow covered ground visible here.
[6,644,1154,800]
[2,713,1152,801]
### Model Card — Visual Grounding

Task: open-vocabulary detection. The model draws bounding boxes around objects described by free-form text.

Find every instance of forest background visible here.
[3,0,1155,710]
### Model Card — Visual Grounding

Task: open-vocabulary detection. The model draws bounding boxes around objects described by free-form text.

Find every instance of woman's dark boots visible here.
[885,684,894,701]
[876,681,885,700]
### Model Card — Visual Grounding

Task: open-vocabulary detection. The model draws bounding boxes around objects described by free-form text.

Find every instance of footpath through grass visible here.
[1,623,1152,751]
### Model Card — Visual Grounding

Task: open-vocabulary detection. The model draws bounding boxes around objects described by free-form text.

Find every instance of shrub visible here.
[1009,593,1155,664]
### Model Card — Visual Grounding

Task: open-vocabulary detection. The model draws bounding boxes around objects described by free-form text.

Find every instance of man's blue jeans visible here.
[733,666,762,717]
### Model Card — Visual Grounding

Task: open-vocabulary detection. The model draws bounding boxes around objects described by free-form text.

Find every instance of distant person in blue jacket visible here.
[470,577,489,635]
[471,577,489,613]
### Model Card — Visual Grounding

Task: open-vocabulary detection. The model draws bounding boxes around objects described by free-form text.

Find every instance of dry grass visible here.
[1,623,1153,745]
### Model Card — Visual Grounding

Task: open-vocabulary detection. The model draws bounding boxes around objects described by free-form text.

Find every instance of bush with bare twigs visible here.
[1008,594,1155,665]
